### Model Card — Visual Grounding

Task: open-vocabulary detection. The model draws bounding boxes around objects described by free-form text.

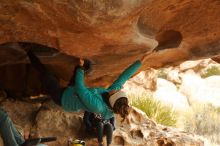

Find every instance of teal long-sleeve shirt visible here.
[61,60,142,119]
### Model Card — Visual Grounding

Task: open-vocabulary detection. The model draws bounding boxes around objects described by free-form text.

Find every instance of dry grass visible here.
[201,66,220,78]
[177,104,220,145]
[130,94,177,127]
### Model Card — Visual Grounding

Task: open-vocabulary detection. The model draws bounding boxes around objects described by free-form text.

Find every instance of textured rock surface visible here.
[0,0,220,96]
[113,107,203,146]
[123,69,157,95]
[0,99,203,146]
[123,59,220,110]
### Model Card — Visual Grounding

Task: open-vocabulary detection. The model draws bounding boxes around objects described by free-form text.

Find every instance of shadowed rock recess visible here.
[0,0,219,145]
[0,100,203,146]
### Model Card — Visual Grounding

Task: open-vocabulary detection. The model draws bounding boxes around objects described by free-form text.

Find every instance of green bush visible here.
[130,94,177,127]
[157,68,168,79]
[201,66,220,78]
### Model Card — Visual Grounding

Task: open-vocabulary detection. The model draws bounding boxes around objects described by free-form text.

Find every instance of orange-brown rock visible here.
[212,56,220,64]
[0,0,219,96]
[0,100,204,146]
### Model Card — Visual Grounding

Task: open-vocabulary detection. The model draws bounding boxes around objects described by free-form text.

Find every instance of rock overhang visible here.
[0,0,220,97]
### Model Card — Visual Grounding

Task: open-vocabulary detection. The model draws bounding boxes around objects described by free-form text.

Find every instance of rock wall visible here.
[0,0,219,92]
[0,99,203,146]
[0,1,219,145]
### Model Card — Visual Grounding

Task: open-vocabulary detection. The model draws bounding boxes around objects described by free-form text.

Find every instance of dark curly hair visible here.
[113,97,129,121]
[102,92,129,122]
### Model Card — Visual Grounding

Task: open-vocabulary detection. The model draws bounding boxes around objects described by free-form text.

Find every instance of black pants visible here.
[27,51,65,105]
[96,121,113,146]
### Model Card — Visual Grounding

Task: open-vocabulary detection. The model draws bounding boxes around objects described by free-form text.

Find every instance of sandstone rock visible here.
[0,99,41,133]
[33,108,84,146]
[179,59,215,74]
[0,0,219,96]
[0,100,203,146]
[180,60,206,72]
[112,107,203,146]
[212,56,220,64]
[179,73,220,107]
[123,69,157,95]
[124,76,190,111]
[154,78,189,111]
[132,69,157,90]
[156,78,177,90]
[166,68,181,84]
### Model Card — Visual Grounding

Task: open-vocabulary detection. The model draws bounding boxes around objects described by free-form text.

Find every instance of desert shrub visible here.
[201,66,220,78]
[179,104,220,144]
[157,68,168,79]
[130,94,177,127]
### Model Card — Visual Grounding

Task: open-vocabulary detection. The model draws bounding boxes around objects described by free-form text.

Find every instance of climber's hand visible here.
[79,58,84,67]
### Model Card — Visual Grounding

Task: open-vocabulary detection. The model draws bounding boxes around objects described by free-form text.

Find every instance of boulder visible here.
[179,73,220,107]
[123,69,157,95]
[0,99,41,134]
[0,0,219,96]
[154,78,189,111]
[112,107,203,146]
[0,100,203,146]
[166,68,181,84]
[156,78,177,90]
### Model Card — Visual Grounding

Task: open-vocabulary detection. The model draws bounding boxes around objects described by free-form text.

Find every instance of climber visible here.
[25,49,147,120]
[83,111,115,146]
[0,107,49,146]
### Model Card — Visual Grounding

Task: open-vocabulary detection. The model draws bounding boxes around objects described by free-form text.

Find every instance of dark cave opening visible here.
[154,30,183,52]
[0,42,78,99]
